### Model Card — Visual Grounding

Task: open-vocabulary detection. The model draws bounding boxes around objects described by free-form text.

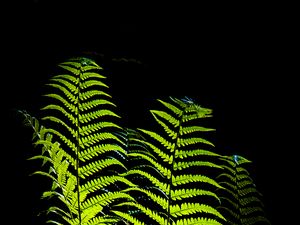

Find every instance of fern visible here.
[120,97,225,225]
[19,56,271,225]
[23,57,140,225]
[216,155,270,225]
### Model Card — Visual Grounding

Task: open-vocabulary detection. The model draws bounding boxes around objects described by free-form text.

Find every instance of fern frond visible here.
[175,149,220,159]
[173,160,222,171]
[79,90,111,101]
[172,174,223,189]
[25,57,136,224]
[80,175,136,195]
[171,188,220,202]
[217,154,270,225]
[79,109,120,124]
[79,144,126,161]
[80,121,121,136]
[124,97,223,224]
[78,158,127,178]
[170,202,225,220]
[177,137,214,147]
[157,99,183,117]
[179,125,215,135]
[133,139,173,163]
[138,128,176,152]
[241,215,271,225]
[151,110,180,128]
[42,104,78,126]
[81,192,135,210]
[174,217,223,225]
[46,82,78,103]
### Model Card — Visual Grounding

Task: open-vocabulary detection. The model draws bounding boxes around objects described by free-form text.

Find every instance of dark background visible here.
[2,1,295,224]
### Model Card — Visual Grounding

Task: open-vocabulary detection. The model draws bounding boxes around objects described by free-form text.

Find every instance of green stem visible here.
[234,160,241,225]
[76,67,82,224]
[166,113,184,225]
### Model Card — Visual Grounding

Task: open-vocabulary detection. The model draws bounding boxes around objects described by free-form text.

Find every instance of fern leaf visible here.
[133,139,173,163]
[81,192,135,210]
[25,57,136,224]
[170,203,225,220]
[217,154,270,225]
[177,137,214,147]
[139,128,176,152]
[80,175,136,195]
[175,149,220,159]
[173,160,222,171]
[172,174,223,189]
[180,125,215,135]
[123,97,223,224]
[78,158,127,178]
[171,188,220,202]
[174,217,223,225]
[157,99,183,117]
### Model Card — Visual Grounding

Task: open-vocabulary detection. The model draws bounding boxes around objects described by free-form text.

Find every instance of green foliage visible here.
[20,57,270,225]
[120,97,225,225]
[216,155,271,225]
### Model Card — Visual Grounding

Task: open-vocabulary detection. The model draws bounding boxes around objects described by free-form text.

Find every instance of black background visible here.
[1,1,295,224]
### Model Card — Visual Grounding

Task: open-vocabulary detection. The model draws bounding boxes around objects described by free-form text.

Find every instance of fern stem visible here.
[166,113,184,225]
[75,67,83,225]
[234,162,242,225]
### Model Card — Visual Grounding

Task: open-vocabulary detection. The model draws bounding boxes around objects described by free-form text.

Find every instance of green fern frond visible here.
[157,99,183,117]
[80,121,121,136]
[151,110,180,128]
[175,149,220,159]
[138,128,176,152]
[42,104,78,126]
[79,144,126,161]
[24,57,137,224]
[177,137,215,147]
[79,109,120,124]
[79,89,111,101]
[170,202,225,220]
[241,215,271,225]
[217,154,270,225]
[133,139,173,163]
[80,175,136,194]
[172,174,223,188]
[124,97,224,224]
[171,188,220,202]
[81,192,135,211]
[179,125,215,135]
[20,55,271,225]
[47,77,78,95]
[173,160,222,171]
[174,217,223,225]
[78,158,127,178]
